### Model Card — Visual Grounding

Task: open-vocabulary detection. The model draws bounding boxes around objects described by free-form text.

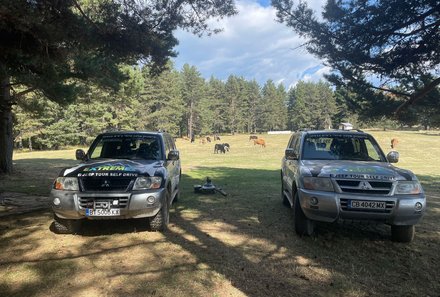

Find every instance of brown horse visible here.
[253,138,266,148]
[391,138,399,149]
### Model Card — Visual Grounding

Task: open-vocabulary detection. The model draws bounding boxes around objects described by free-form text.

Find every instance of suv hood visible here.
[301,160,416,181]
[59,159,165,178]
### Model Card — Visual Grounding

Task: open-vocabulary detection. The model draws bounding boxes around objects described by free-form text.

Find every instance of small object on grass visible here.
[194,177,228,196]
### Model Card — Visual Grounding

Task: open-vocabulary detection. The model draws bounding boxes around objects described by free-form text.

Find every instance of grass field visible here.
[0,130,439,297]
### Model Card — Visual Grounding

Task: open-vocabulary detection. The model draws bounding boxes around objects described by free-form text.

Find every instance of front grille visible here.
[336,180,392,195]
[80,177,134,192]
[340,198,395,213]
[78,196,129,209]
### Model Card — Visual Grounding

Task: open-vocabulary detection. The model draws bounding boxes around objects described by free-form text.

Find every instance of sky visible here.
[172,0,329,89]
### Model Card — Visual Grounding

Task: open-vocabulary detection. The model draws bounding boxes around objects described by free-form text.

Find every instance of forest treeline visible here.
[13,62,434,150]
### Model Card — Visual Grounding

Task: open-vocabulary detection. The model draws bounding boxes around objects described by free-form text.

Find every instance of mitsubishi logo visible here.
[101,180,111,188]
[359,181,373,190]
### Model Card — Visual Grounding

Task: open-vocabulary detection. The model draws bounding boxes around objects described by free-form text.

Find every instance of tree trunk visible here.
[188,100,194,139]
[0,72,13,174]
[28,136,33,151]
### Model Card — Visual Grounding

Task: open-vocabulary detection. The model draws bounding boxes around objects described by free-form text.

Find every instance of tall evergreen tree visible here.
[142,64,185,135]
[180,64,205,138]
[206,77,228,134]
[259,80,287,131]
[243,80,261,133]
[224,75,242,134]
[288,81,337,130]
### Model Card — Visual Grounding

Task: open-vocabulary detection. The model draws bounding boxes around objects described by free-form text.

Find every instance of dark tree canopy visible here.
[272,0,440,114]
[0,0,236,174]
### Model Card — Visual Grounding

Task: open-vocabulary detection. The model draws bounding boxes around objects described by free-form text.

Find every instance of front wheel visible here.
[149,192,170,232]
[53,214,81,234]
[391,225,415,243]
[294,192,315,236]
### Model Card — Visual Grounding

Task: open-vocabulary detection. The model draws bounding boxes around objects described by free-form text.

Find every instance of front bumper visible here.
[51,188,166,220]
[298,188,426,225]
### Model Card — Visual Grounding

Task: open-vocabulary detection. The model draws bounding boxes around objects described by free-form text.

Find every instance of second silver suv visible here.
[281,129,426,242]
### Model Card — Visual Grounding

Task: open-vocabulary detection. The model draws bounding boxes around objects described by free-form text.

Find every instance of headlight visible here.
[54,177,79,191]
[302,177,334,192]
[395,181,422,194]
[133,176,162,190]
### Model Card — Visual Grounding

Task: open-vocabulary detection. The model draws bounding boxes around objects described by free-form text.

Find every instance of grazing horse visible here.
[214,143,226,154]
[249,135,258,141]
[206,136,212,143]
[391,138,399,149]
[253,138,266,148]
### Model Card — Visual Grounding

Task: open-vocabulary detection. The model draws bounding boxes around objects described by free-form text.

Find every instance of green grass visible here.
[0,131,439,297]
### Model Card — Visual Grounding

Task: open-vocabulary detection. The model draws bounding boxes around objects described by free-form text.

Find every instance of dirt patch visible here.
[0,192,50,217]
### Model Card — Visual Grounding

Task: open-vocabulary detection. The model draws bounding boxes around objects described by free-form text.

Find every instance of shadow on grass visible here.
[1,158,78,196]
[162,168,440,296]
[1,167,439,296]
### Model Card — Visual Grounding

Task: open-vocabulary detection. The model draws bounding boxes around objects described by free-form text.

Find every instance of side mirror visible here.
[168,150,179,161]
[387,151,399,163]
[285,148,298,160]
[76,149,87,161]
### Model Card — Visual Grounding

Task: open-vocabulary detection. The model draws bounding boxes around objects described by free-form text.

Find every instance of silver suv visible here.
[51,131,181,234]
[281,129,426,242]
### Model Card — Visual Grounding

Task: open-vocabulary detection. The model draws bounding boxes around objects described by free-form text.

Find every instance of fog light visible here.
[414,202,423,211]
[147,196,156,204]
[310,197,319,206]
[53,198,61,206]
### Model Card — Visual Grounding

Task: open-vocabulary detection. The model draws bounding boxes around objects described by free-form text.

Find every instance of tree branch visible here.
[346,74,411,97]
[72,0,102,33]
[396,77,440,114]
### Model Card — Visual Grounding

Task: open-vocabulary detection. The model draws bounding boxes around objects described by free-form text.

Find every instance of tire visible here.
[391,225,415,243]
[293,192,315,236]
[149,192,170,232]
[53,214,81,234]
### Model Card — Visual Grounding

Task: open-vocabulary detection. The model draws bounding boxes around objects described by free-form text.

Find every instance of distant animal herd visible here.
[181,134,400,155]
[181,134,266,153]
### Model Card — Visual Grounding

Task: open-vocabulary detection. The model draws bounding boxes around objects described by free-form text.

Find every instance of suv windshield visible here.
[302,134,385,161]
[89,134,162,160]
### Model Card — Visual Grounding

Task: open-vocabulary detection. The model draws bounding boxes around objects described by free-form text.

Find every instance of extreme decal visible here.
[84,165,126,171]
[82,163,136,172]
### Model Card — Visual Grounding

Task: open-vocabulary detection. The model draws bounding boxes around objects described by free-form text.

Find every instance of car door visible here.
[283,133,301,200]
[164,134,180,199]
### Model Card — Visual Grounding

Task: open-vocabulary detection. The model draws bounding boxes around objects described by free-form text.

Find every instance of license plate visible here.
[350,200,386,209]
[86,208,120,216]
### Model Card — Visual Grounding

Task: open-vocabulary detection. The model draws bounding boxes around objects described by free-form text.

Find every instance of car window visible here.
[302,134,385,161]
[89,134,162,160]
[289,134,300,154]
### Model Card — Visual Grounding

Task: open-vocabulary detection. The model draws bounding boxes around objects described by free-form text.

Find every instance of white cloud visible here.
[173,0,327,89]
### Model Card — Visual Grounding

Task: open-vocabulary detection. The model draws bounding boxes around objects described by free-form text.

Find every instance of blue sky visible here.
[173,0,328,89]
